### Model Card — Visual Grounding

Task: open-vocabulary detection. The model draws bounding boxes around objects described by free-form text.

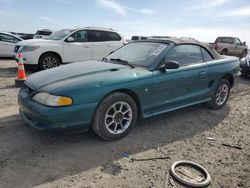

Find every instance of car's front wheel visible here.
[38,53,61,70]
[208,79,230,109]
[92,92,138,141]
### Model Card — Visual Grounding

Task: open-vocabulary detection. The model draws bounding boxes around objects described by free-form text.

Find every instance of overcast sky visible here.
[0,0,250,44]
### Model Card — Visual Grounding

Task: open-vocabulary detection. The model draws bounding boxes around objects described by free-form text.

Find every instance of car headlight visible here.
[19,45,40,52]
[32,92,72,106]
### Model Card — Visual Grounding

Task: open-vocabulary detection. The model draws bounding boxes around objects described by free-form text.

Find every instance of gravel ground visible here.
[0,59,249,188]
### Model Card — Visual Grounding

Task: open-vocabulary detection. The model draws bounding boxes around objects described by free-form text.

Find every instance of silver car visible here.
[0,32,23,57]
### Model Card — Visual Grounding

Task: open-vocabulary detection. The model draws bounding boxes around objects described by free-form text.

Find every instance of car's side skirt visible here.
[143,98,212,119]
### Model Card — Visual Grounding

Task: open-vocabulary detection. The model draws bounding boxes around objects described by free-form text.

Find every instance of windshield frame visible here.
[105,41,170,70]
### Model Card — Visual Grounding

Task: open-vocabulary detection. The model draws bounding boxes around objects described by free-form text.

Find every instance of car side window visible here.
[0,34,20,43]
[71,30,88,42]
[165,44,203,67]
[131,36,139,40]
[201,47,213,62]
[89,30,108,42]
[221,37,234,44]
[216,38,222,43]
[107,32,121,41]
[235,38,242,45]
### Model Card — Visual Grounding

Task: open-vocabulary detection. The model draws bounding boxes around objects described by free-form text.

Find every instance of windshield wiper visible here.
[109,58,135,68]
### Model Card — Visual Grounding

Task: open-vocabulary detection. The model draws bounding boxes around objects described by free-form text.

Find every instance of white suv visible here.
[14,27,126,70]
[33,29,54,39]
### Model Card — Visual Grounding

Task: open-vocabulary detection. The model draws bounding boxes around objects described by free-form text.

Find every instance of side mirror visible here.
[243,41,246,46]
[66,37,74,42]
[159,61,179,71]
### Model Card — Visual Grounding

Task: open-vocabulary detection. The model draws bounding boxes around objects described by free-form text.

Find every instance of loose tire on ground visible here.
[208,79,230,109]
[92,92,138,141]
[38,53,61,70]
[170,160,212,187]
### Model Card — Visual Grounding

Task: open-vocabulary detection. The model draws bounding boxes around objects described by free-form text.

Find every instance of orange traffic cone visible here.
[15,53,27,87]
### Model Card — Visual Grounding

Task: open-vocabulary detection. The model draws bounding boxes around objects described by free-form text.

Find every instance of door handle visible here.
[107,45,112,47]
[199,71,207,77]
[84,45,89,48]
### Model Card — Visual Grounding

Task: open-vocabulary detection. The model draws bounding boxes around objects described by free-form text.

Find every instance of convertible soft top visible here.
[138,37,223,59]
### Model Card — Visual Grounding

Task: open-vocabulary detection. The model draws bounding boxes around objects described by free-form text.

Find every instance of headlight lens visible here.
[20,45,40,52]
[33,92,72,106]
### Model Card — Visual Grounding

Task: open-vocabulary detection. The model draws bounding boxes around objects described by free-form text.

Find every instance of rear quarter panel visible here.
[207,56,240,95]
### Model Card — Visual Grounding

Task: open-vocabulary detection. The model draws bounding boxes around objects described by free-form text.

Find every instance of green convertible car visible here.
[18,38,240,140]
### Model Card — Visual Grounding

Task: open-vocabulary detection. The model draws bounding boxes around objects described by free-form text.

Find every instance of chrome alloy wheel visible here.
[215,84,229,106]
[105,101,133,134]
[43,57,58,69]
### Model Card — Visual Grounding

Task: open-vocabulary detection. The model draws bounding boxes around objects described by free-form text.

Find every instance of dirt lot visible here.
[0,59,249,188]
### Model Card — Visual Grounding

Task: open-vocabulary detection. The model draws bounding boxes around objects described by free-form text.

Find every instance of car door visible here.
[88,30,111,60]
[63,30,93,62]
[150,44,210,113]
[106,31,123,53]
[0,33,20,57]
[235,38,244,55]
[228,37,237,55]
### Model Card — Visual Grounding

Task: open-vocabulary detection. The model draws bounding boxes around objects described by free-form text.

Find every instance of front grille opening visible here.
[14,45,20,53]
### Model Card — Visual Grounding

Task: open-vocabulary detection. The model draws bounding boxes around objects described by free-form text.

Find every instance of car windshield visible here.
[36,30,52,36]
[106,42,169,68]
[46,29,73,40]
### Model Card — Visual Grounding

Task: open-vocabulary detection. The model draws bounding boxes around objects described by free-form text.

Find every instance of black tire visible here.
[240,50,247,59]
[240,70,248,78]
[221,49,228,55]
[38,53,61,70]
[92,92,138,141]
[208,79,230,110]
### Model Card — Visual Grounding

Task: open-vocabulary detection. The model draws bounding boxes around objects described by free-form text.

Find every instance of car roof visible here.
[73,27,118,32]
[0,31,23,40]
[1,31,14,35]
[216,36,237,38]
[137,37,222,59]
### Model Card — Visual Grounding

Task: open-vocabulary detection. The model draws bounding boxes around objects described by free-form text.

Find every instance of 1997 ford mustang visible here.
[18,38,240,140]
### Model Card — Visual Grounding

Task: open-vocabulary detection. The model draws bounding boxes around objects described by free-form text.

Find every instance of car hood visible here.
[17,39,58,46]
[25,61,151,93]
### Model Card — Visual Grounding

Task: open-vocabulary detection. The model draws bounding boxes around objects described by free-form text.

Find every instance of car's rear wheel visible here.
[240,50,247,59]
[92,92,137,141]
[38,53,61,70]
[208,79,230,109]
[221,49,228,55]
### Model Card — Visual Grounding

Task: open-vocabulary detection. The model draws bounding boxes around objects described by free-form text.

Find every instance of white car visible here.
[33,29,55,39]
[0,32,23,57]
[14,27,127,70]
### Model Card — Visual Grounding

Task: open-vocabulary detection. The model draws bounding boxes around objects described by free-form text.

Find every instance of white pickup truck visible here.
[211,37,248,58]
